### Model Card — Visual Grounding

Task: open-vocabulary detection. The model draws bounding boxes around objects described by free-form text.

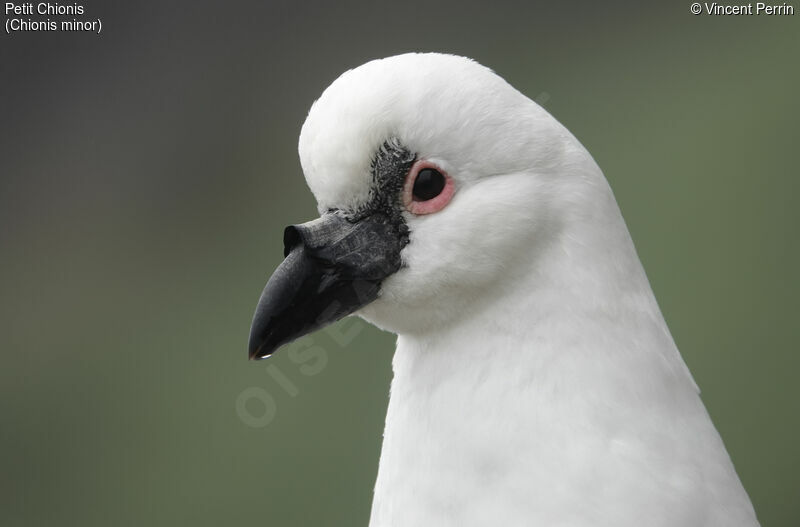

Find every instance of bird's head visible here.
[249,53,601,359]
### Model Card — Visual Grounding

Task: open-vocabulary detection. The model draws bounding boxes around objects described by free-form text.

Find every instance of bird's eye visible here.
[412,168,446,201]
[403,160,455,215]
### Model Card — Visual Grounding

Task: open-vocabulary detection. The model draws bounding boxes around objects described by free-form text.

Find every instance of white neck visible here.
[369,186,757,527]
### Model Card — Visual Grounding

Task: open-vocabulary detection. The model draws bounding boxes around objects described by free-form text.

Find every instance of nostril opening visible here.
[282,226,302,257]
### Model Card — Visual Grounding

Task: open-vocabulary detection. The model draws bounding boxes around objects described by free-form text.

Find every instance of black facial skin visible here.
[247,140,415,359]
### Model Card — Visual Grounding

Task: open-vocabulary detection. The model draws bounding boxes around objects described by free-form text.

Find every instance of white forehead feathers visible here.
[298,53,567,211]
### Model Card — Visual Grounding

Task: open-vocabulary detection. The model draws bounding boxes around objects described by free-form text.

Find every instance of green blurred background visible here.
[1,1,797,525]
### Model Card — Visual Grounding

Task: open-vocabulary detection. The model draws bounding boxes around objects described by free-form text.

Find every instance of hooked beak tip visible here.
[248,341,274,361]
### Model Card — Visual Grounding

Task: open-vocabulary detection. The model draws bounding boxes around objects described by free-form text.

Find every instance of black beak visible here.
[248,212,406,359]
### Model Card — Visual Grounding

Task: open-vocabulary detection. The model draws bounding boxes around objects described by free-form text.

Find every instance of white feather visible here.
[298,53,759,527]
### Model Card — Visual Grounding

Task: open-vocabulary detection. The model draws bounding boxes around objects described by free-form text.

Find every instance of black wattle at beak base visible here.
[247,212,405,359]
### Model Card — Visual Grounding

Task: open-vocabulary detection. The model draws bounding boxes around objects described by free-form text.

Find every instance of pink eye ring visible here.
[402,160,455,215]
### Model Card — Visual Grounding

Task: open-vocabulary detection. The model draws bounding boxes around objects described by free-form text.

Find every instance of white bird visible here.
[248,53,760,527]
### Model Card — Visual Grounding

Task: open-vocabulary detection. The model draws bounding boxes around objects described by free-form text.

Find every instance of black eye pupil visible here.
[412,168,445,201]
